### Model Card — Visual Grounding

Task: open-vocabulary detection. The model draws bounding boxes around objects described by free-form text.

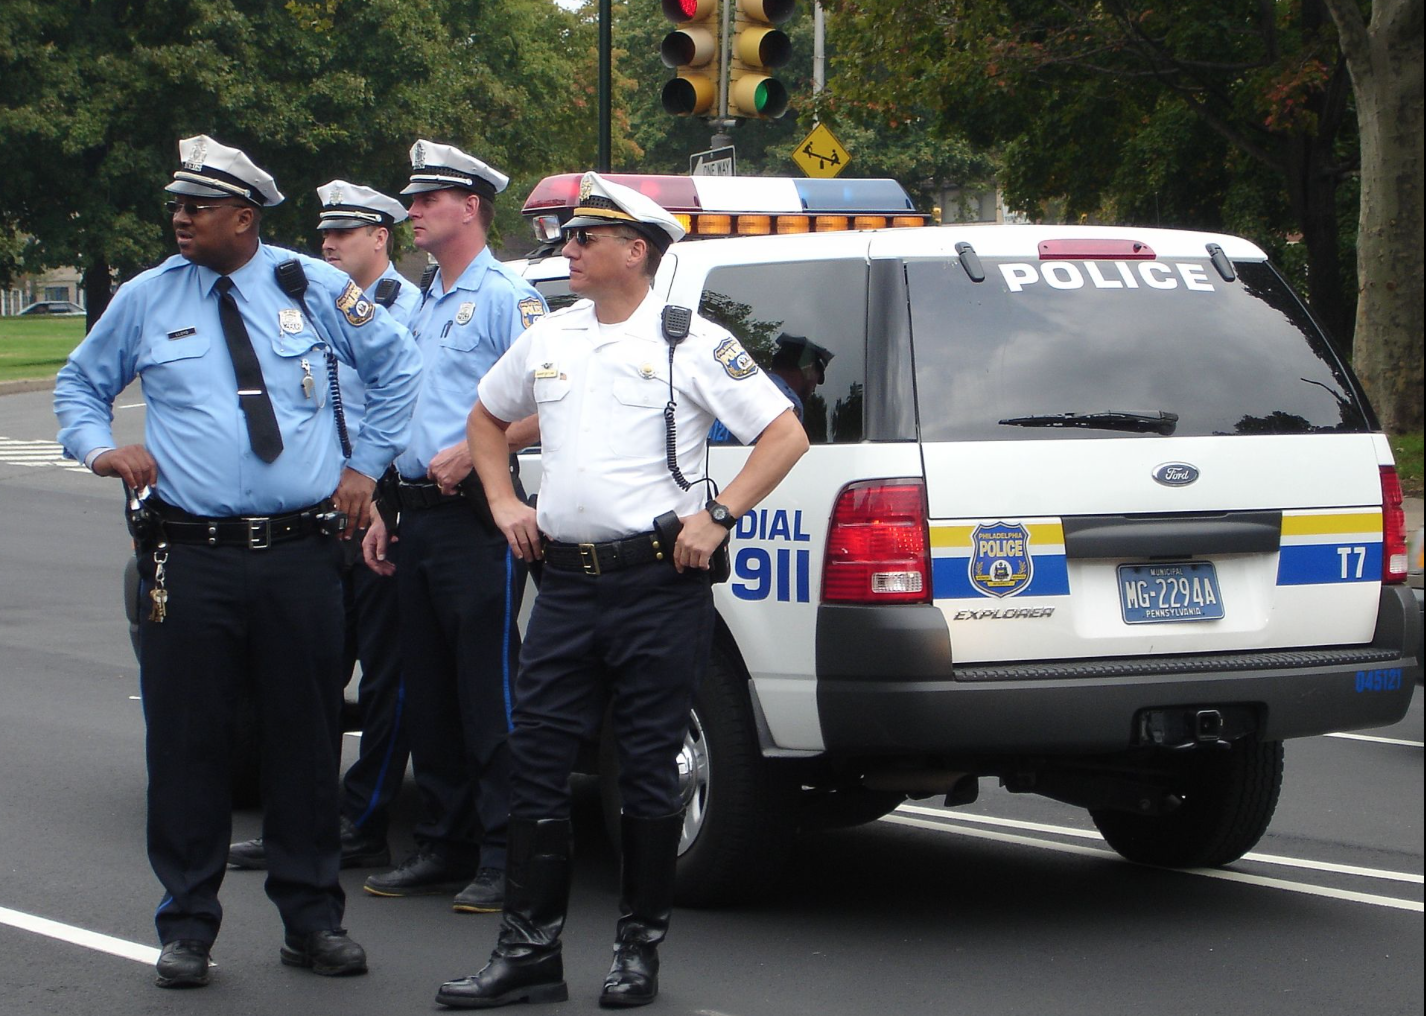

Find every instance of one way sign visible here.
[792,123,851,179]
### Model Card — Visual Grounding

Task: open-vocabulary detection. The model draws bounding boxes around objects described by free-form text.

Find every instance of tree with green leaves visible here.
[0,0,592,326]
[821,0,1421,432]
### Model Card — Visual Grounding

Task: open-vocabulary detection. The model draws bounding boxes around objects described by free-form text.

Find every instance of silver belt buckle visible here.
[244,517,272,550]
[578,543,600,576]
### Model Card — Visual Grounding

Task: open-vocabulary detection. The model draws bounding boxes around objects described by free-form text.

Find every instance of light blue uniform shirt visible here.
[394,246,546,480]
[54,242,422,517]
[337,260,421,446]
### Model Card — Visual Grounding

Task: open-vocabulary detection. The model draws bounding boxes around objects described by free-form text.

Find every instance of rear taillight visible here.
[1381,465,1407,583]
[822,480,931,604]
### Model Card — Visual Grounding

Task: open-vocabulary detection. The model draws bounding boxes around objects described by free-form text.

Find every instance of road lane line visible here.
[1325,732,1423,747]
[0,906,158,964]
[895,805,1425,884]
[878,814,1423,913]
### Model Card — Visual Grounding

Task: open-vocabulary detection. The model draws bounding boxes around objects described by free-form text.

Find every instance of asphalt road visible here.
[1,385,1421,1016]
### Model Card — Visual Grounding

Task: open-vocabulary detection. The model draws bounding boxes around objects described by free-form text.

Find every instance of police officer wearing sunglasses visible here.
[54,135,421,989]
[440,173,807,1008]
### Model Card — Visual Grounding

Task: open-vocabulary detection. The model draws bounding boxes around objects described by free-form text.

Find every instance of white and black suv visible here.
[509,185,1420,905]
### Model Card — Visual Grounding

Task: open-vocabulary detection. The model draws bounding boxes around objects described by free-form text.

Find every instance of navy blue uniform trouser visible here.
[509,560,714,821]
[339,539,407,838]
[138,535,346,946]
[397,504,525,870]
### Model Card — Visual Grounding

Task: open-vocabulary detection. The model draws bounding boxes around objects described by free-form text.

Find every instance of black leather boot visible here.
[600,812,683,1008]
[436,818,572,1009]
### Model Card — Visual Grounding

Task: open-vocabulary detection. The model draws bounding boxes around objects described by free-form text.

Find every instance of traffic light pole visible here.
[598,0,611,171]
[711,0,736,165]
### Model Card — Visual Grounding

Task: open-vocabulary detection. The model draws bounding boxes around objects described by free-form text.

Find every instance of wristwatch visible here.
[706,501,738,530]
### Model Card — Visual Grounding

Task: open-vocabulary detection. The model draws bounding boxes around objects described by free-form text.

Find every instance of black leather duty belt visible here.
[385,479,463,513]
[152,502,334,549]
[543,532,668,576]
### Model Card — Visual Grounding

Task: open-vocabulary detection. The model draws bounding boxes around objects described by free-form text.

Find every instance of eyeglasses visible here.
[165,200,238,217]
[564,227,634,247]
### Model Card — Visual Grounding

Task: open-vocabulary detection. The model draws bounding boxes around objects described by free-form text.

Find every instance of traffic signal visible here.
[729,0,794,119]
[661,0,720,117]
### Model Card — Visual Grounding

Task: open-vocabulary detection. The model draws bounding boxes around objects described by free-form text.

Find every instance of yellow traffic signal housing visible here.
[729,0,794,119]
[661,0,720,117]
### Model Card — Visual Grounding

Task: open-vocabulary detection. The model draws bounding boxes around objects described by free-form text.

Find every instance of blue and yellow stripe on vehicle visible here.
[929,520,1070,598]
[1277,509,1383,586]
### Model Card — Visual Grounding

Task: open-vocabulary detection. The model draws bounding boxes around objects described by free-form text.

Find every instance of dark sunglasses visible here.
[165,200,239,217]
[564,227,633,247]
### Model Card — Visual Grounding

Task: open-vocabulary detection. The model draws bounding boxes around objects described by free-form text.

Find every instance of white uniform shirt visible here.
[478,290,791,543]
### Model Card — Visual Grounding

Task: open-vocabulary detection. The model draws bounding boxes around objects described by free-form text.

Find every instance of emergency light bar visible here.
[523,174,927,244]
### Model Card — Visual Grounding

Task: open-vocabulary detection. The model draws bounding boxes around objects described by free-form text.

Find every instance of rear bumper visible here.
[814,586,1421,754]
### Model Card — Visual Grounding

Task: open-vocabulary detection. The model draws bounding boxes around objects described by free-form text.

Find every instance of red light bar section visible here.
[1039,239,1155,261]
[521,174,701,215]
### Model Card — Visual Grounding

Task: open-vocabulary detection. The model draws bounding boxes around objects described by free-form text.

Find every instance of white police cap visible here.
[400,140,509,200]
[165,135,284,207]
[316,180,409,230]
[563,172,686,253]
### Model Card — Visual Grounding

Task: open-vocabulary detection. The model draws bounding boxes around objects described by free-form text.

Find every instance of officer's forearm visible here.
[505,414,540,452]
[717,410,809,516]
[467,402,519,505]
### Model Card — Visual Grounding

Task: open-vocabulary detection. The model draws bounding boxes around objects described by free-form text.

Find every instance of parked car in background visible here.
[17,300,85,317]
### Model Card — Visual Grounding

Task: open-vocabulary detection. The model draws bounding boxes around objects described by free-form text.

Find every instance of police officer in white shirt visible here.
[437,173,808,1009]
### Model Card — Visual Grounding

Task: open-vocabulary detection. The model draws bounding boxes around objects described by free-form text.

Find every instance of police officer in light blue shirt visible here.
[53,135,421,990]
[361,140,546,912]
[228,179,420,877]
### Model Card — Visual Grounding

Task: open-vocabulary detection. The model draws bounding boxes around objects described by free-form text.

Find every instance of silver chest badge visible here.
[455,302,475,326]
[639,363,655,379]
[1152,462,1200,486]
[279,308,303,334]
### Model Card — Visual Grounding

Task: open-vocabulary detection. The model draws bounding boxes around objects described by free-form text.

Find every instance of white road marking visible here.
[1326,732,1423,748]
[896,805,1424,884]
[117,402,146,409]
[0,905,158,964]
[880,813,1423,912]
[0,437,88,472]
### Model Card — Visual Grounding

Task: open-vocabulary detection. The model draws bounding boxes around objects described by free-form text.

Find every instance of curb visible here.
[0,378,57,397]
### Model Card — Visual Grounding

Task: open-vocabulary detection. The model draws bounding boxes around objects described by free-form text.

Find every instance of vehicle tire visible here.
[1090,738,1284,868]
[798,787,907,831]
[599,642,795,907]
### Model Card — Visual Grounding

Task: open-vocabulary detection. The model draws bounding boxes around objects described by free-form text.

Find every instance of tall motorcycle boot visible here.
[600,812,683,1008]
[436,818,572,1009]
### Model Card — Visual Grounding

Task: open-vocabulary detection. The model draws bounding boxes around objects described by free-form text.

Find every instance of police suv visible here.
[509,174,1421,904]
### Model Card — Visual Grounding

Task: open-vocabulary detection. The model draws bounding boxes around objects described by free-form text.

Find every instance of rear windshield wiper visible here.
[998,410,1179,435]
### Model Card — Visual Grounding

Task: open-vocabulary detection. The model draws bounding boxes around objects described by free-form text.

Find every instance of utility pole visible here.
[598,0,611,171]
[710,0,735,154]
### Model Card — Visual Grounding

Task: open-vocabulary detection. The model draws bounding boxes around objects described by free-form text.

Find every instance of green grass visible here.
[0,316,86,383]
[1389,431,1423,496]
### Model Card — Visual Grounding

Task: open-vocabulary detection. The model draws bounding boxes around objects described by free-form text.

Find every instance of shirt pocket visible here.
[607,376,670,460]
[432,326,484,394]
[141,332,212,408]
[266,329,328,411]
[532,376,572,451]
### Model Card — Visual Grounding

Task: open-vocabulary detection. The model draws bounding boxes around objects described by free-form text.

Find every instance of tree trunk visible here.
[83,255,111,332]
[1327,0,1424,434]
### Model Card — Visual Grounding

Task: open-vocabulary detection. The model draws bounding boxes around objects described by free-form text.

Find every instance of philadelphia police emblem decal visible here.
[713,337,758,380]
[969,522,1033,598]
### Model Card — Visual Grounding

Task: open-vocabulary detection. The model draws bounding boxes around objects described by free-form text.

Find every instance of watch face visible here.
[710,503,734,527]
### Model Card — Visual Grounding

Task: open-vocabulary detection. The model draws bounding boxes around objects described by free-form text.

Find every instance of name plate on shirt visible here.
[167,327,197,340]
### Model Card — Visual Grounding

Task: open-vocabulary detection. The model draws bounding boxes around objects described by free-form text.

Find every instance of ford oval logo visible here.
[1153,462,1199,487]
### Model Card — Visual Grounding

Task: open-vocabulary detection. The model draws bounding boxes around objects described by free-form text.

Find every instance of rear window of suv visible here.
[907,258,1370,442]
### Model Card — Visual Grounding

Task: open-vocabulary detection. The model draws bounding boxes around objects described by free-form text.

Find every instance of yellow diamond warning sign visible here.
[792,123,850,179]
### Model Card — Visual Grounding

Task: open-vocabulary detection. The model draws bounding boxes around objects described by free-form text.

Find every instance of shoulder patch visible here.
[519,297,546,329]
[713,337,759,380]
[335,280,374,327]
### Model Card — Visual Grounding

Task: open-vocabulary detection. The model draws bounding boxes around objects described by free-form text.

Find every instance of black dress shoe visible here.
[228,837,267,870]
[155,940,211,988]
[279,929,368,976]
[364,850,474,897]
[600,943,658,1007]
[339,816,392,869]
[452,867,505,913]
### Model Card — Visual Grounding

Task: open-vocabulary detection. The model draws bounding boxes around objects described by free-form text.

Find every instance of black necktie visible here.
[214,276,283,463]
